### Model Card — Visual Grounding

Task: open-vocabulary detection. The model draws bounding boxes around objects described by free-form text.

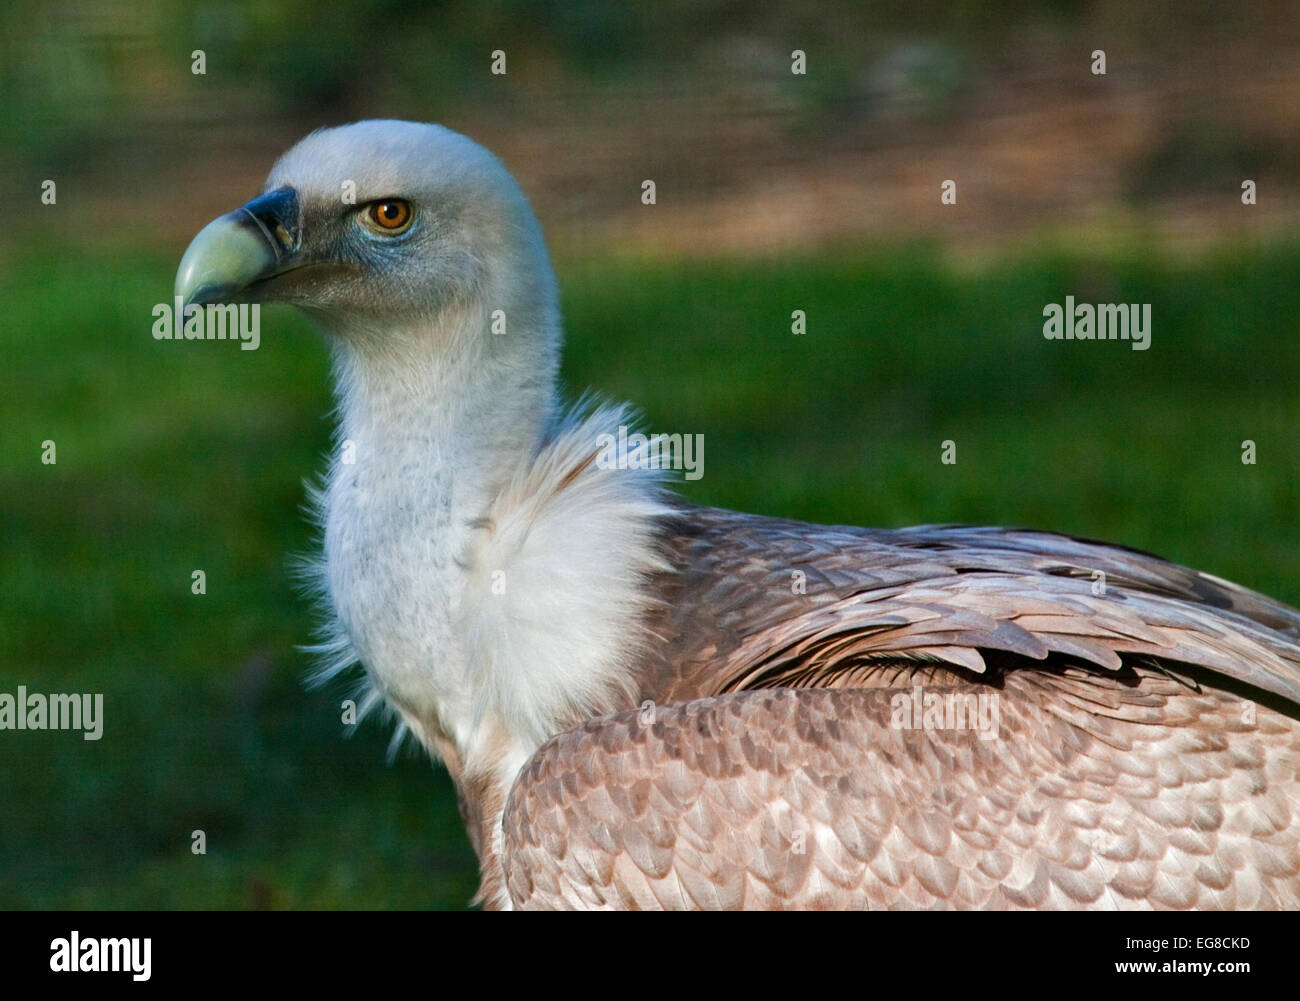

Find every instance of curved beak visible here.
[175,187,301,308]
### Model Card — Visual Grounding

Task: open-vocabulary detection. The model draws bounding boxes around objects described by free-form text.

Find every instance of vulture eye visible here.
[364,199,413,234]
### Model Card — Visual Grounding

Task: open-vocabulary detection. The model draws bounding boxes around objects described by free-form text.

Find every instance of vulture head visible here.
[176,120,560,386]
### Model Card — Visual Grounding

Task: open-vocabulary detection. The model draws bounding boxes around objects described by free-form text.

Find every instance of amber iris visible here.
[367,199,412,232]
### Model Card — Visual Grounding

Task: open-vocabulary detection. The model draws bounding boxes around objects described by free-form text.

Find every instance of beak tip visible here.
[174,282,215,310]
[175,186,300,310]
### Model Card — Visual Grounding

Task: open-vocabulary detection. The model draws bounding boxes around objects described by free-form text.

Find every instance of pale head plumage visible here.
[263,120,559,351]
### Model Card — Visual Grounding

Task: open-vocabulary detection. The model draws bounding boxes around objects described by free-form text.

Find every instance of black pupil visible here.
[382,204,399,220]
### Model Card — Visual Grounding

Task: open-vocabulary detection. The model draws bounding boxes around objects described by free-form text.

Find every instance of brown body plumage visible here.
[497,506,1300,909]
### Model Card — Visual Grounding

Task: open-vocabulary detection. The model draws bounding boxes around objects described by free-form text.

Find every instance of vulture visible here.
[175,120,1300,910]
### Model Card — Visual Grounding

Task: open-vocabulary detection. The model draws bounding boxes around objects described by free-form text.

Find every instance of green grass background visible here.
[2,238,1297,907]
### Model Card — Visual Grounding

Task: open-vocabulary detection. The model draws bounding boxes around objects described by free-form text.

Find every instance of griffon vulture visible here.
[175,121,1300,910]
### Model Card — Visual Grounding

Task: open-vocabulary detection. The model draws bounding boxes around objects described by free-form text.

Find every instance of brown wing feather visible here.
[501,504,1300,909]
[636,506,1300,706]
[503,682,1300,909]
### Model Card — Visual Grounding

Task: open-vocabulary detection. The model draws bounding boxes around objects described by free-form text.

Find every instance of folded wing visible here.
[503,506,1300,909]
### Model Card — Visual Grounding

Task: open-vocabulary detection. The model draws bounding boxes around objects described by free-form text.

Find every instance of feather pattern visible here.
[497,505,1300,909]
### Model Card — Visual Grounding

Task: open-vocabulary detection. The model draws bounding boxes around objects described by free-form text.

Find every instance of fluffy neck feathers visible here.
[313,270,668,788]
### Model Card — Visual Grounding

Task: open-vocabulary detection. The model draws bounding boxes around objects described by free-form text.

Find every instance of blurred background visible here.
[1,1,1297,908]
